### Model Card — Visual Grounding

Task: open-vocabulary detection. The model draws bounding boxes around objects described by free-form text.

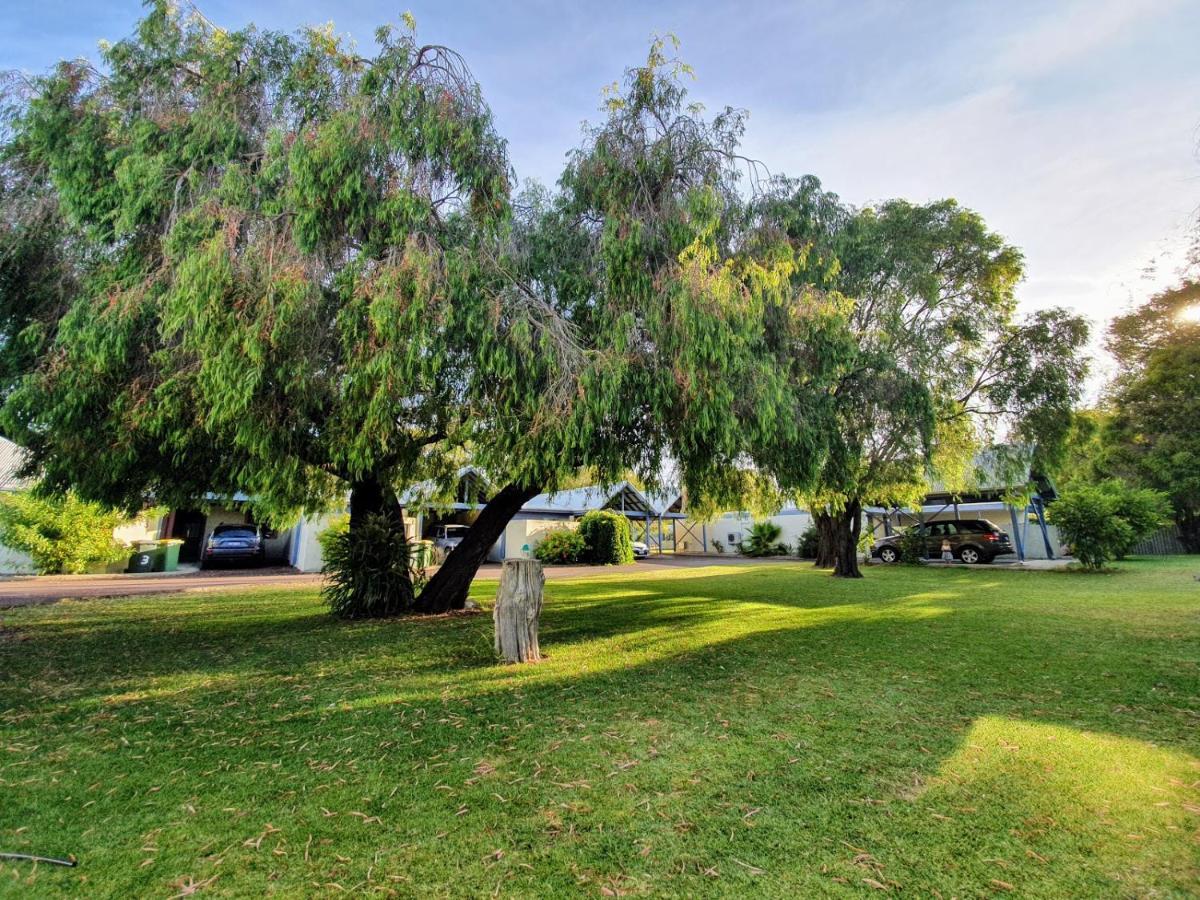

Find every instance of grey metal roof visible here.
[522,482,659,516]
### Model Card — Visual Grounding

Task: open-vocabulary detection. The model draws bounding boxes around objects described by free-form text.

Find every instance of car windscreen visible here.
[213,526,257,538]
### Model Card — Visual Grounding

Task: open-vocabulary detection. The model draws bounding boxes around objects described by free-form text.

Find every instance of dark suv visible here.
[872,519,1014,565]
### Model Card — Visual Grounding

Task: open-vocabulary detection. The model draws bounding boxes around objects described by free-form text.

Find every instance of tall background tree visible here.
[754,177,1089,576]
[1103,278,1200,551]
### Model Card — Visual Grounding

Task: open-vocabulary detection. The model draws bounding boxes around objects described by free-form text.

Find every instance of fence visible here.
[1131,525,1189,556]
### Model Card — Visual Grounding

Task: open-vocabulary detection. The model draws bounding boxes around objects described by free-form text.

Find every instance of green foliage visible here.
[797,525,819,559]
[578,509,633,565]
[1049,486,1132,571]
[319,514,415,618]
[0,2,510,524]
[741,521,787,557]
[1047,479,1166,570]
[710,538,725,554]
[1103,279,1200,552]
[0,490,128,574]
[533,527,586,565]
[897,530,927,565]
[751,177,1089,575]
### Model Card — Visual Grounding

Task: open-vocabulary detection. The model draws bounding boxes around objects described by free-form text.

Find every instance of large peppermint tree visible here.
[0,4,513,612]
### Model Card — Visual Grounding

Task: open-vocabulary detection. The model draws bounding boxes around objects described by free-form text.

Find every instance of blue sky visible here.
[4,1,1199,376]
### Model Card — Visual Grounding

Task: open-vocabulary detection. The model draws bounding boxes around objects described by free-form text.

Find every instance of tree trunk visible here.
[416,480,541,614]
[346,475,413,610]
[349,475,404,529]
[813,511,837,569]
[493,558,544,663]
[831,498,863,579]
[1178,509,1200,554]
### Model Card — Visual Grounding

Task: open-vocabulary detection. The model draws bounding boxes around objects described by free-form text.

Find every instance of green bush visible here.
[1100,480,1170,559]
[319,514,416,618]
[1049,480,1169,570]
[534,527,586,564]
[741,521,787,557]
[0,491,128,574]
[897,529,927,565]
[797,525,819,559]
[578,509,634,565]
[1048,487,1129,571]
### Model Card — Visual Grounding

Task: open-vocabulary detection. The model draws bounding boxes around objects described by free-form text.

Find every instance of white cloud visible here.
[997,0,1184,79]
[740,67,1200,395]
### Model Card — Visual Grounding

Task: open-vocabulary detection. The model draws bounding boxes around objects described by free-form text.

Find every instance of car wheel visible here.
[959,547,981,564]
[879,547,898,564]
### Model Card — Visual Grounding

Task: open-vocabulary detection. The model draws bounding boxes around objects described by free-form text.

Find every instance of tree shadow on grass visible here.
[1,564,1197,896]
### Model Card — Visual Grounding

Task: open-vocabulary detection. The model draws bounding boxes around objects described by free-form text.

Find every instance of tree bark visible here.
[346,475,413,609]
[813,511,837,569]
[1177,509,1200,554]
[831,498,864,578]
[493,558,544,663]
[416,480,541,614]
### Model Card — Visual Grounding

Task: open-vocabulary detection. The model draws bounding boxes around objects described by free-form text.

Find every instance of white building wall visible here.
[678,508,815,554]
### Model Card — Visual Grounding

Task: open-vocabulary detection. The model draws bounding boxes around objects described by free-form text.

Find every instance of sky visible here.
[3,0,1198,383]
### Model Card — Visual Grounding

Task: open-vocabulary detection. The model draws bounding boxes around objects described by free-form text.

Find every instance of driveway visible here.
[0,555,781,610]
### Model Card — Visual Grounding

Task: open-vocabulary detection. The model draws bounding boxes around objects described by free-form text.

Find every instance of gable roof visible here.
[522,482,659,516]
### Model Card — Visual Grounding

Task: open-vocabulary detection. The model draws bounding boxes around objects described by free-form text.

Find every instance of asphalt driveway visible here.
[0,555,785,610]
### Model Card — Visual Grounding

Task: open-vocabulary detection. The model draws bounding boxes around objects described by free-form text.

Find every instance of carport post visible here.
[1033,496,1054,559]
[658,517,664,555]
[1008,505,1026,562]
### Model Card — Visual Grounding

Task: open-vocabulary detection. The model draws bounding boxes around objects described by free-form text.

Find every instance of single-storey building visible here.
[280,473,688,573]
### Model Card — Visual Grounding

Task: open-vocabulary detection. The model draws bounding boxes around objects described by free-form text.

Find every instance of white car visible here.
[632,541,650,559]
[432,524,470,554]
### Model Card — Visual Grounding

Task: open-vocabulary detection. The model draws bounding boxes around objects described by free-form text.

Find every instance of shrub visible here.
[1100,480,1170,559]
[797,525,819,559]
[1049,486,1133,571]
[741,521,787,557]
[711,538,725,554]
[1049,480,1169,569]
[897,529,927,565]
[578,509,634,565]
[0,491,128,574]
[319,514,416,618]
[534,527,586,564]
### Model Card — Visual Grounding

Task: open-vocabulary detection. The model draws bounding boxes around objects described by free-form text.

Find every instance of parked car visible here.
[201,523,267,568]
[632,540,650,559]
[431,524,470,555]
[872,519,1014,565]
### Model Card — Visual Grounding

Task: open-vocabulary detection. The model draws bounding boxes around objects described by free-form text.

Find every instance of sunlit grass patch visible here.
[1,557,1197,896]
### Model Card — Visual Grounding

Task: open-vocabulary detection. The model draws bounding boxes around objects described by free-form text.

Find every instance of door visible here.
[170,509,208,563]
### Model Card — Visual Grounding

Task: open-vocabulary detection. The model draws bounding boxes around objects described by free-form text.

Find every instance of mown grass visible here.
[1,558,1197,897]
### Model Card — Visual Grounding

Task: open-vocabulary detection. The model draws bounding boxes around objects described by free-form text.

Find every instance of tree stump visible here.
[493,558,544,663]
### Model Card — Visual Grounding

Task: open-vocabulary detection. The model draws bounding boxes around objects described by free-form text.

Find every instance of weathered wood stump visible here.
[493,558,544,663]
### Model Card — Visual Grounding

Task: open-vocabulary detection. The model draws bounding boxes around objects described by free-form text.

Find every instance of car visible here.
[631,540,650,559]
[201,523,267,568]
[871,519,1014,565]
[431,524,470,555]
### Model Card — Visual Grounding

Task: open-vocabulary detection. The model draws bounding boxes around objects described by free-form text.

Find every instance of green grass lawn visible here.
[1,559,1198,897]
